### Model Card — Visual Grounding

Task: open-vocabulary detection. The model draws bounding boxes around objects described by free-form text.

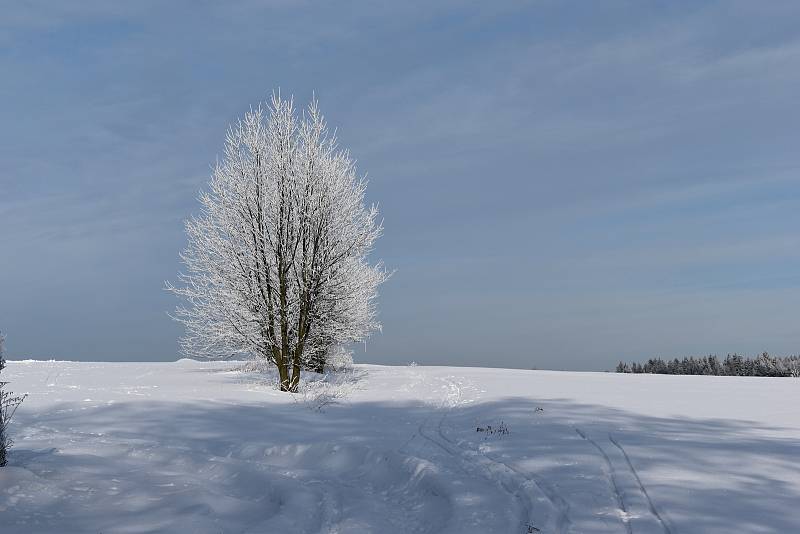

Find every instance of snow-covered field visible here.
[1,360,798,533]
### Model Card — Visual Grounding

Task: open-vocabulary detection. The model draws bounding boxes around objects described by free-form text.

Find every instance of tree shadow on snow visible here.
[5,386,799,533]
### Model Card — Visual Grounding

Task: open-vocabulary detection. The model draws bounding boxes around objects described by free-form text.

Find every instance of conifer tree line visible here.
[616,353,800,377]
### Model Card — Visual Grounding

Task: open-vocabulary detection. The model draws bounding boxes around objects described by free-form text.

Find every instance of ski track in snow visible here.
[608,435,672,534]
[575,428,632,534]
[420,375,572,534]
[442,417,573,534]
[416,414,534,533]
[576,426,673,534]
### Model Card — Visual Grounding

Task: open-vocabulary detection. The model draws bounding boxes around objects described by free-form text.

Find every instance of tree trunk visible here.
[289,362,301,392]
[276,354,290,392]
[289,343,303,392]
[0,427,6,467]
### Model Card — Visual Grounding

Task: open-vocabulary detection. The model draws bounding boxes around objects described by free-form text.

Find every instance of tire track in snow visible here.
[608,435,672,534]
[575,428,632,534]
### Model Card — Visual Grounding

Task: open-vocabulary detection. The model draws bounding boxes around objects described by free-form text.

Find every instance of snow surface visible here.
[1,360,799,533]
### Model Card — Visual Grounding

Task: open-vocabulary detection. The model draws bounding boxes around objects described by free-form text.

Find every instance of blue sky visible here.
[1,2,799,369]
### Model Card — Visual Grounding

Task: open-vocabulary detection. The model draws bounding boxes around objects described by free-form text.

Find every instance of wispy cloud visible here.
[2,1,800,366]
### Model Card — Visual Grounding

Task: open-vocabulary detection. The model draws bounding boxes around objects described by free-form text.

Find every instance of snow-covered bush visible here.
[0,332,27,467]
[324,345,354,373]
[232,358,274,374]
[294,375,353,411]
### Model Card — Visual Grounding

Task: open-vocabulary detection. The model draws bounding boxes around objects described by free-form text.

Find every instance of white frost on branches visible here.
[167,94,387,391]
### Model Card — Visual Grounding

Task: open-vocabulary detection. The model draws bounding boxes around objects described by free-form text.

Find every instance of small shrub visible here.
[476,421,509,436]
[294,367,363,412]
[324,346,354,373]
[0,332,27,467]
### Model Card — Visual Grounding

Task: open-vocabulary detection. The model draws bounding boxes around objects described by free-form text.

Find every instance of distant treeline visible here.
[616,353,800,377]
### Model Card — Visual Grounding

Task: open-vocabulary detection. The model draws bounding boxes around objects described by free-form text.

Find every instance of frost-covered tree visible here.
[1,332,27,467]
[168,94,387,392]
